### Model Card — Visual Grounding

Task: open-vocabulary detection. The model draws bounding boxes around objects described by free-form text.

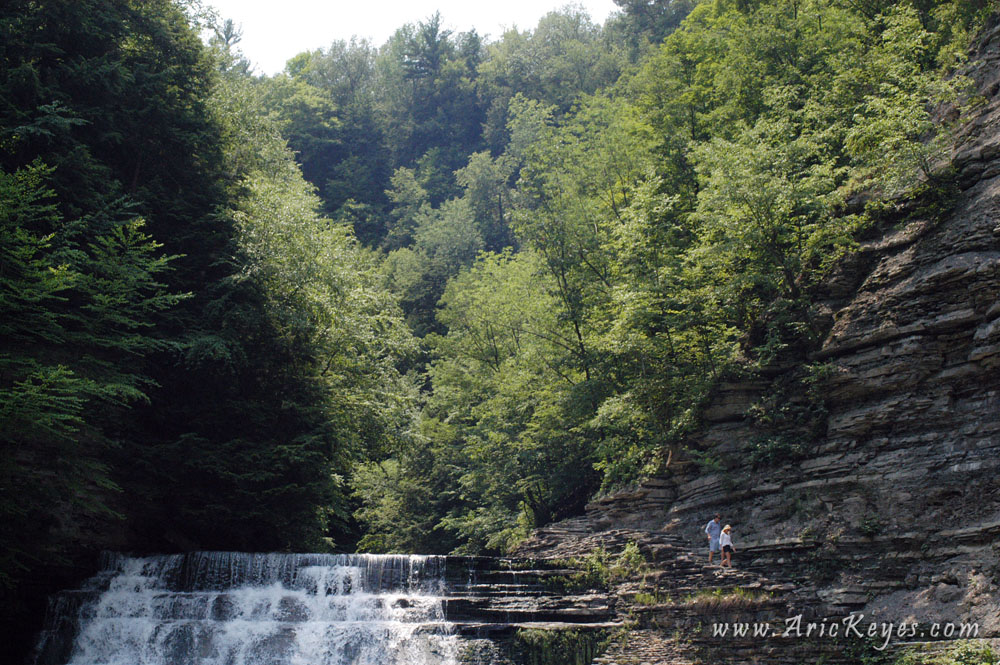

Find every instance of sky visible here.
[206,0,621,75]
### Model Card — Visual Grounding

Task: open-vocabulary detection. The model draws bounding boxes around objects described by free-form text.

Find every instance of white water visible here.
[35,552,461,665]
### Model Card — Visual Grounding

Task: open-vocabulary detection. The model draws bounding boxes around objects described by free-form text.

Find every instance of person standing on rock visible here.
[720,525,735,568]
[705,513,722,565]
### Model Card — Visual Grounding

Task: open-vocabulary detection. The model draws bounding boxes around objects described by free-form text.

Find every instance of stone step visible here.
[449,568,583,586]
[591,629,694,665]
[444,594,614,625]
[456,620,621,638]
[451,583,549,596]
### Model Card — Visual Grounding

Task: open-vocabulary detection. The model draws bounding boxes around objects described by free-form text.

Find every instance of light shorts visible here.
[709,536,720,552]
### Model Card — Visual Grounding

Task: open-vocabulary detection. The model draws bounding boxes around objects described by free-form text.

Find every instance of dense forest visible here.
[0,0,990,657]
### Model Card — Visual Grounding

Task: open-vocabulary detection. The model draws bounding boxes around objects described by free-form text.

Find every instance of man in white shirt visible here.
[705,513,722,565]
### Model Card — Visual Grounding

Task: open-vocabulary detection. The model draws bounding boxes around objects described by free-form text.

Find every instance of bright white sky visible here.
[206,0,621,75]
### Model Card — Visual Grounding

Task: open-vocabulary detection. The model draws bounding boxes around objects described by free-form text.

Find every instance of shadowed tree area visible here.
[1,1,415,658]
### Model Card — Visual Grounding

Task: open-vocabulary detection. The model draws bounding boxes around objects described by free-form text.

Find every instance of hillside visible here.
[517,13,1000,663]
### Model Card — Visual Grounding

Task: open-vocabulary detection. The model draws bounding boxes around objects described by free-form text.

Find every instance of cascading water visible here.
[32,552,460,665]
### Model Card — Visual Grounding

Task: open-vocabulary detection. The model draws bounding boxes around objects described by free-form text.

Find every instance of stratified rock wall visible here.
[519,14,1000,664]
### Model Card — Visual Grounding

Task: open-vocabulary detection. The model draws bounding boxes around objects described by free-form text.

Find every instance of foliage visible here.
[502,628,611,665]
[385,197,485,336]
[0,163,179,586]
[349,0,987,555]
[895,641,997,665]
[632,591,660,605]
[428,249,601,552]
[610,0,696,54]
[681,586,772,609]
[844,635,898,665]
[843,4,977,196]
[277,38,390,244]
[0,0,224,655]
[132,69,420,552]
[858,515,883,538]
[745,435,807,468]
[478,7,626,116]
[742,361,834,467]
[546,543,648,592]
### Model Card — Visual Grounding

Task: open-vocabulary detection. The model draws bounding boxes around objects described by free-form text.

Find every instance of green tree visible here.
[0,163,179,587]
[610,0,696,52]
[356,250,600,554]
[275,39,392,244]
[843,4,974,195]
[376,14,485,179]
[692,117,844,336]
[455,150,516,251]
[478,7,625,113]
[258,74,342,200]
[385,198,484,336]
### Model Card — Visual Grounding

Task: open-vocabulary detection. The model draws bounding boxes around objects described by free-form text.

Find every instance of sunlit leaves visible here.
[693,118,842,311]
[843,4,974,195]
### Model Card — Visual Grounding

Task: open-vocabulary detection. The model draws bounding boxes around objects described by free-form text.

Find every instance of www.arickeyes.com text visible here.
[711,613,980,651]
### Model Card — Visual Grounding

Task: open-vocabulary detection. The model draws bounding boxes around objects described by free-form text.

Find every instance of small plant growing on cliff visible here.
[580,547,614,588]
[894,640,997,665]
[843,635,896,665]
[946,641,996,665]
[805,546,843,583]
[744,360,835,470]
[545,548,612,592]
[632,591,657,605]
[747,434,805,467]
[858,516,882,538]
[504,628,611,665]
[687,448,726,472]
[617,542,646,577]
[681,587,770,610]
[546,543,648,592]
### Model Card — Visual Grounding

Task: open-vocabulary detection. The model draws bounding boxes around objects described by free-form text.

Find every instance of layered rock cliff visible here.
[517,13,1000,665]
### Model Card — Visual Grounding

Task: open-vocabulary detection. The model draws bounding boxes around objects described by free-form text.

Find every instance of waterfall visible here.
[32,552,460,665]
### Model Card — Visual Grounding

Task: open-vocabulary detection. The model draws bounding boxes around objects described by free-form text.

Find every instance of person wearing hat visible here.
[720,524,735,568]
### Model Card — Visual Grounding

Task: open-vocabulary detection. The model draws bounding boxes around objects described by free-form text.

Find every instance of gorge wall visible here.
[517,13,1000,665]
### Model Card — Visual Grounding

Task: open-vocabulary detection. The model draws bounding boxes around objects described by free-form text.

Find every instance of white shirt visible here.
[720,531,732,548]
